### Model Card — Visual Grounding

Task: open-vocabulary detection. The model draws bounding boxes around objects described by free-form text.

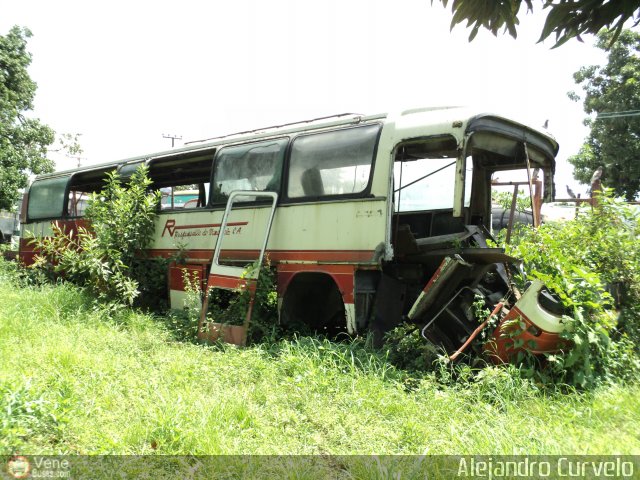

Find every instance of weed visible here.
[492,188,532,213]
[507,190,640,388]
[162,269,203,343]
[383,323,441,373]
[201,259,280,343]
[1,272,640,456]
[0,380,68,452]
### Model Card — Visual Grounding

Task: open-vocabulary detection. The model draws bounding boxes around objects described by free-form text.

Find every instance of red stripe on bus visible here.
[169,264,206,291]
[148,248,376,263]
[206,273,257,292]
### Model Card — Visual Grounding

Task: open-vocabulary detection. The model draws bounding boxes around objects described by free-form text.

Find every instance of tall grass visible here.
[1,259,639,457]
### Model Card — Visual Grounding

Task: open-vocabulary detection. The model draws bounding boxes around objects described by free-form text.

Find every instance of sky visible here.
[1,0,610,195]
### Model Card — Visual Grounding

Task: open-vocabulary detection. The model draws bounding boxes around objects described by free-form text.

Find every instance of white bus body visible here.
[20,107,566,361]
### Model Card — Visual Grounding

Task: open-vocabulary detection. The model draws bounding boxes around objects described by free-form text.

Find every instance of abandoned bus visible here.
[19,107,567,361]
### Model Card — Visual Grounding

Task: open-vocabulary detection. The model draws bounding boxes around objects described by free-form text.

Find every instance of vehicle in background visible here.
[160,188,201,209]
[19,107,567,363]
[0,198,22,245]
[491,205,534,233]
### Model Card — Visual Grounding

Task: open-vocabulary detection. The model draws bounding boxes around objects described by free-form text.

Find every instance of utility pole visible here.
[162,133,182,148]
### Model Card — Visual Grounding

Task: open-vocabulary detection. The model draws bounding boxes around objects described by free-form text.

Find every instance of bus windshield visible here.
[394,136,471,212]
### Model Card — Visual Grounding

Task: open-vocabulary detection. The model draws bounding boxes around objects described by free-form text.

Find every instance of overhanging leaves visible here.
[434,0,640,48]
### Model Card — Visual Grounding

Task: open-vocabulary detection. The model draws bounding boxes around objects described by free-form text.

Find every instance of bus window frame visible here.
[208,137,290,209]
[65,166,117,218]
[391,134,464,215]
[148,149,216,210]
[281,123,383,204]
[26,174,72,222]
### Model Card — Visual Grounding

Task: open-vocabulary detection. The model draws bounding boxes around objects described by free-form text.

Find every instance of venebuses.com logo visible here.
[6,456,70,479]
[6,456,30,479]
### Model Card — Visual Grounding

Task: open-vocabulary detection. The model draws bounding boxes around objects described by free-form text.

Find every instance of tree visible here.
[435,0,640,47]
[568,29,640,201]
[0,26,54,211]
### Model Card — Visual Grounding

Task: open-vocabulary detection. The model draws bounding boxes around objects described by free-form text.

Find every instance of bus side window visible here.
[287,124,380,199]
[148,151,215,210]
[67,191,89,217]
[27,168,117,221]
[211,138,288,204]
[26,176,70,221]
[64,168,115,218]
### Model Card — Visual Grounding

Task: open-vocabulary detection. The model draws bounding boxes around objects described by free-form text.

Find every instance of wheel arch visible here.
[277,266,355,334]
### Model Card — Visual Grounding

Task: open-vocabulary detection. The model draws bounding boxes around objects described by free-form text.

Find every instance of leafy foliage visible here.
[507,191,640,387]
[0,26,55,210]
[569,29,640,201]
[30,222,140,304]
[3,267,640,456]
[244,262,280,342]
[84,168,159,267]
[30,166,160,305]
[202,260,280,342]
[166,258,280,344]
[435,0,640,47]
[492,188,532,212]
[385,191,640,389]
[383,323,442,372]
[163,269,203,342]
[0,380,68,452]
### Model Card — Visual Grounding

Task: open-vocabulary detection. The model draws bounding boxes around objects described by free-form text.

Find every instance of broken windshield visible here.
[394,135,471,212]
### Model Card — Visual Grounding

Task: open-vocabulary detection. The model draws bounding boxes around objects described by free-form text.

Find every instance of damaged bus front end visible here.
[378,110,567,363]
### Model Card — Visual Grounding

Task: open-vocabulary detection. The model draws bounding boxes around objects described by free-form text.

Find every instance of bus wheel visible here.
[280,273,346,337]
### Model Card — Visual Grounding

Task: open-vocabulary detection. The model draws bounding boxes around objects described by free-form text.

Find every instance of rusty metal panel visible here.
[408,255,471,321]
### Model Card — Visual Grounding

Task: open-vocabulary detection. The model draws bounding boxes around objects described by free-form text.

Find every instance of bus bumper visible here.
[486,280,569,363]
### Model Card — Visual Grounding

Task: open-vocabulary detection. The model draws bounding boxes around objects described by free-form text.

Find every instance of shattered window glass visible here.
[211,138,288,203]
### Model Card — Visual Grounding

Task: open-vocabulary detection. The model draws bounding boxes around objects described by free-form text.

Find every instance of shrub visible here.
[383,323,441,373]
[507,190,640,387]
[202,259,280,343]
[29,166,160,306]
[163,269,202,342]
[165,259,280,344]
[492,188,531,213]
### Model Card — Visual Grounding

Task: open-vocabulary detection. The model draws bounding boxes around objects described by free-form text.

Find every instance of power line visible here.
[162,133,182,148]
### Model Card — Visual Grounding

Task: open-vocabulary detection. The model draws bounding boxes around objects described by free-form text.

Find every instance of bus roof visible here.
[36,107,558,180]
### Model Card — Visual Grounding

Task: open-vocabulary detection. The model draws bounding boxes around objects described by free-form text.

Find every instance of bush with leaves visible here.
[492,189,532,213]
[202,259,280,343]
[507,190,640,387]
[30,166,160,306]
[383,323,442,373]
[162,269,203,343]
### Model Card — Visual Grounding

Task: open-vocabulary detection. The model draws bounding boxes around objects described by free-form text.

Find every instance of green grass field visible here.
[1,263,640,457]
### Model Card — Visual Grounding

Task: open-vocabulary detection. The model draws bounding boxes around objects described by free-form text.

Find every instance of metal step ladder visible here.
[198,190,278,345]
